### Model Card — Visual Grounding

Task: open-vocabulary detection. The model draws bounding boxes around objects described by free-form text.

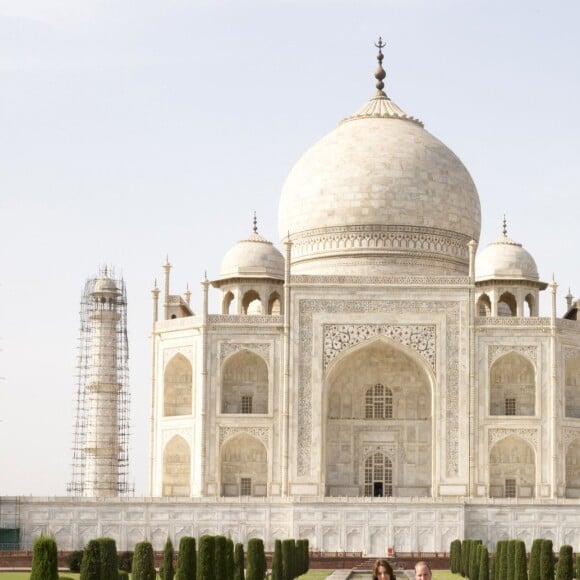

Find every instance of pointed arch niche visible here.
[565,437,580,497]
[565,354,580,418]
[162,435,191,497]
[324,338,432,497]
[221,350,269,414]
[220,433,268,497]
[489,435,535,498]
[489,352,535,416]
[164,354,192,416]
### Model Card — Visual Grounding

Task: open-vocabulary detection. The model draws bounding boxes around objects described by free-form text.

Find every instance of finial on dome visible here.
[374,36,387,95]
[502,215,507,237]
[253,212,258,234]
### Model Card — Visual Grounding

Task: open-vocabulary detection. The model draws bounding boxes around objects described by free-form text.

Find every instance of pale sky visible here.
[1,0,579,496]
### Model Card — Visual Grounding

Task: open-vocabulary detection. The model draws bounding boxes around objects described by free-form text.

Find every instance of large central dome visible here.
[278,44,481,276]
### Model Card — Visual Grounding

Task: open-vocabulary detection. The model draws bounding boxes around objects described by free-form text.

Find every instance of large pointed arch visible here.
[324,337,433,497]
[489,435,535,498]
[162,435,191,497]
[565,354,580,418]
[489,352,535,416]
[164,354,192,416]
[221,349,269,414]
[566,436,580,497]
[220,433,268,497]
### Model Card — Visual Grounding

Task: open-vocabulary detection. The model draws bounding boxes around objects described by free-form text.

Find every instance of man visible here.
[415,561,432,580]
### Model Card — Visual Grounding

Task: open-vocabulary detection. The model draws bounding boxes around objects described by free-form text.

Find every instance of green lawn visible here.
[297,571,334,579]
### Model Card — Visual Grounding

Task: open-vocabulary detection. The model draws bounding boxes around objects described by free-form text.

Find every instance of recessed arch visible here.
[221,349,269,414]
[489,352,535,416]
[164,354,192,416]
[220,433,268,497]
[477,293,491,317]
[524,293,535,317]
[324,337,432,497]
[489,435,535,498]
[565,354,580,418]
[268,292,282,315]
[565,437,580,497]
[498,292,517,317]
[242,290,262,315]
[363,451,393,497]
[222,291,235,315]
[162,435,190,497]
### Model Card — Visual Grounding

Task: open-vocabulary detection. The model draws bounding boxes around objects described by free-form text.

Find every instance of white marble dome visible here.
[476,233,539,282]
[218,228,284,281]
[92,272,119,295]
[278,86,481,276]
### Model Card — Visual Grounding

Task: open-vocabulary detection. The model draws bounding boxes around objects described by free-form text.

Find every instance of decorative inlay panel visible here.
[488,345,538,366]
[219,343,270,364]
[219,426,270,447]
[324,324,436,370]
[292,275,470,286]
[298,299,461,478]
[208,315,283,325]
[363,443,405,461]
[564,347,580,362]
[488,428,538,449]
[563,428,580,449]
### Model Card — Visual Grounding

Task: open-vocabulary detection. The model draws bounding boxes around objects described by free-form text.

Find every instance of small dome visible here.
[476,233,539,282]
[92,271,119,295]
[218,227,284,281]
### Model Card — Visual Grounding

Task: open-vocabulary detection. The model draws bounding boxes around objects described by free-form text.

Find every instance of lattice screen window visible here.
[240,477,252,496]
[241,395,253,414]
[364,383,393,419]
[505,478,516,498]
[363,452,393,497]
[505,398,516,416]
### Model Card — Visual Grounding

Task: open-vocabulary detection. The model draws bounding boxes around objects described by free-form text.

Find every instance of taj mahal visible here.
[7,40,580,556]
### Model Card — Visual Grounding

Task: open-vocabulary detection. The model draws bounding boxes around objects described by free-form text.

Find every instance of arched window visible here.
[364,383,393,419]
[222,291,235,315]
[565,355,580,418]
[498,292,517,316]
[221,434,267,497]
[164,354,192,416]
[477,294,491,317]
[489,436,535,498]
[222,350,268,414]
[364,452,393,497]
[489,352,535,416]
[163,435,190,497]
[268,292,281,315]
[242,290,262,315]
[524,294,535,317]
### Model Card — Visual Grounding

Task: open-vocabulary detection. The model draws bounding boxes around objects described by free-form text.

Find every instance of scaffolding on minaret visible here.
[68,267,133,497]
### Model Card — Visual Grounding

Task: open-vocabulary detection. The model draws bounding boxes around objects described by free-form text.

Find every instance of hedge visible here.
[30,534,58,580]
[132,541,156,580]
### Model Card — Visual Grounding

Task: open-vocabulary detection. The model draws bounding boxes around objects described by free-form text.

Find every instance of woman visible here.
[372,559,394,580]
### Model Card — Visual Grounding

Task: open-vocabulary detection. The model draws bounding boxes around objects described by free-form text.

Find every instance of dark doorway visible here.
[373,482,383,497]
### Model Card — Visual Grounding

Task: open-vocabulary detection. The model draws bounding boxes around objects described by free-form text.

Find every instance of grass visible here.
[297,571,334,579]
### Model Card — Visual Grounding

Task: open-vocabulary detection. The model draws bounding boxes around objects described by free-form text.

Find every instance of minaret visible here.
[69,267,131,497]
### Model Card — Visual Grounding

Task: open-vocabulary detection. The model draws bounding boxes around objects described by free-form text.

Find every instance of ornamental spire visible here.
[502,215,507,237]
[253,211,258,234]
[374,36,387,96]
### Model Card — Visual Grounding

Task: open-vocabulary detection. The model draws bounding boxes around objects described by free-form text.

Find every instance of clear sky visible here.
[1,0,579,496]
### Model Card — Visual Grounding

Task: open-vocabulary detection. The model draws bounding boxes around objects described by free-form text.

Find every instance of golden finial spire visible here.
[502,215,507,237]
[374,36,387,95]
[253,212,258,234]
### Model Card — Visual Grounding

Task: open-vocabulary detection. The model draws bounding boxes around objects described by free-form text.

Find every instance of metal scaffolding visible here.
[68,267,133,497]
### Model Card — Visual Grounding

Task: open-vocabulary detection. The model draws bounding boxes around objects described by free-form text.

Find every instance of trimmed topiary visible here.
[530,540,544,580]
[282,539,296,580]
[197,535,216,580]
[175,536,196,580]
[97,537,118,580]
[556,545,574,580]
[514,540,527,580]
[160,537,175,580]
[246,538,267,580]
[541,540,555,580]
[479,546,490,580]
[30,534,58,580]
[132,541,156,580]
[215,535,228,580]
[507,540,516,580]
[81,539,101,580]
[225,538,234,580]
[450,540,462,574]
[498,540,508,580]
[271,540,283,580]
[234,543,245,580]
[470,543,480,580]
[575,554,580,580]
